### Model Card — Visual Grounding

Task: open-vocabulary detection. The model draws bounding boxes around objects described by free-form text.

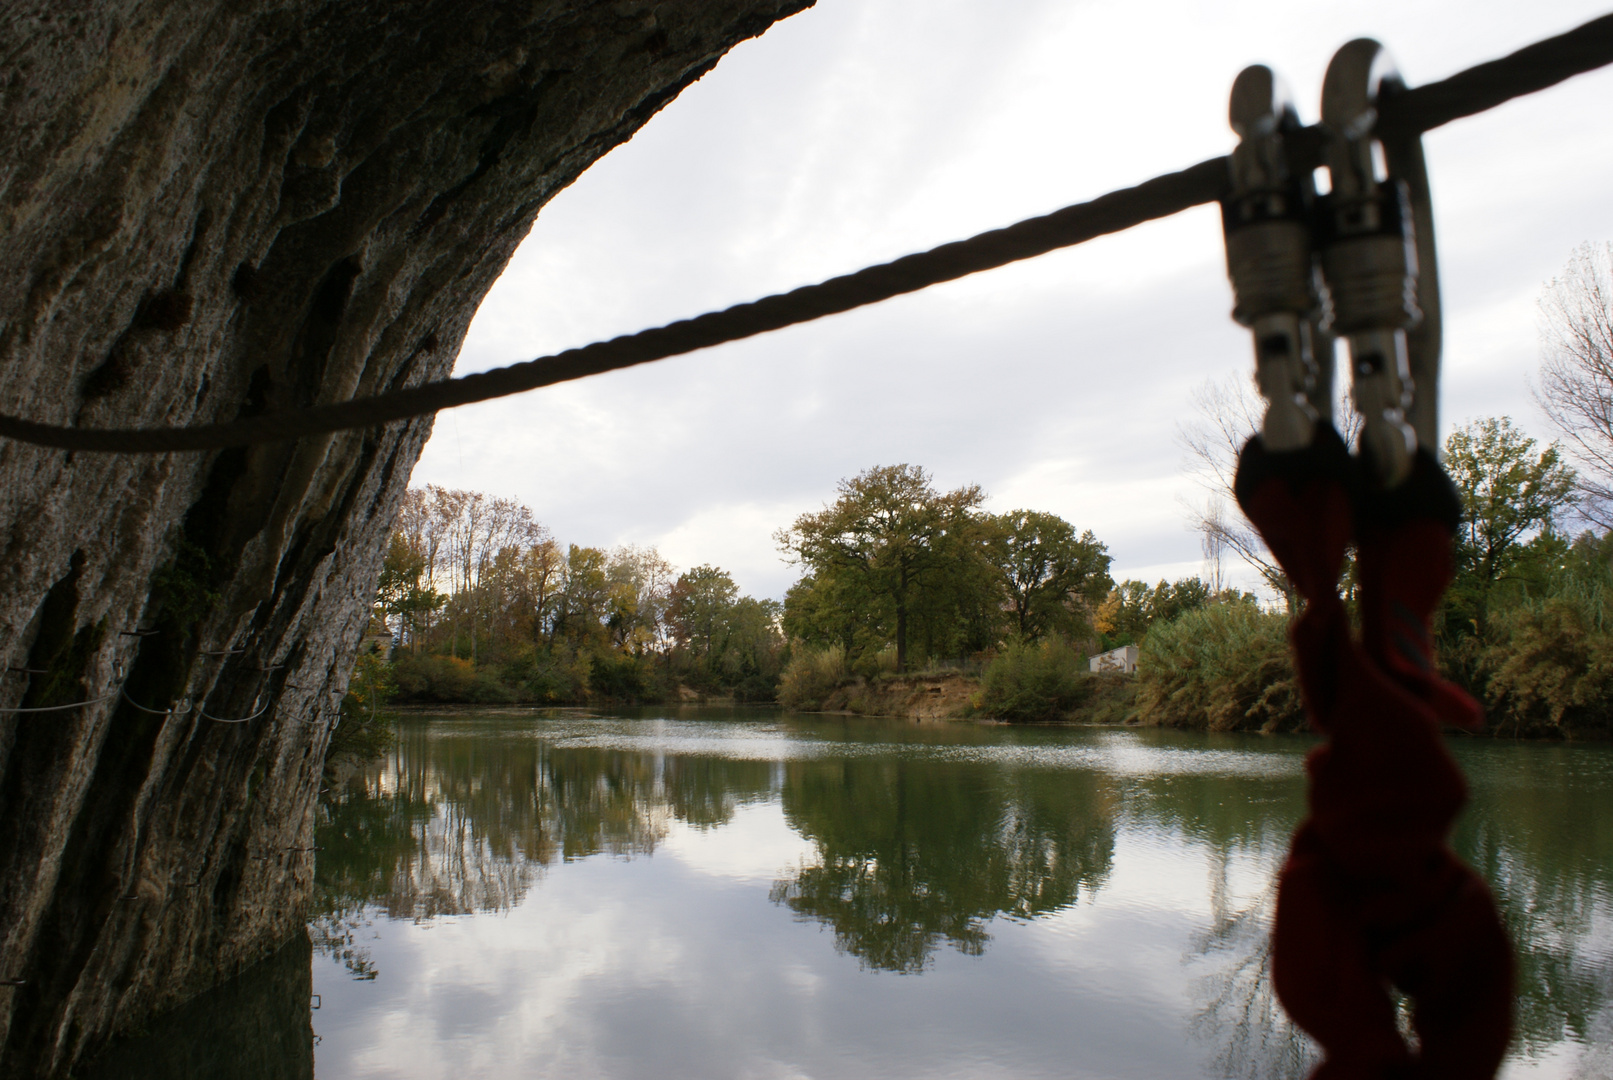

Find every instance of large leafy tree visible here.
[667,565,741,668]
[376,533,446,652]
[1443,417,1578,632]
[782,572,886,657]
[776,465,984,672]
[985,511,1113,642]
[1093,577,1224,647]
[552,546,612,649]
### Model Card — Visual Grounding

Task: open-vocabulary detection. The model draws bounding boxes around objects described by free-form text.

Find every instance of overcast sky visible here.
[409,0,1613,601]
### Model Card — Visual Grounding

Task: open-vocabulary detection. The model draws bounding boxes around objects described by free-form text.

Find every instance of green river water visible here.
[87,708,1613,1079]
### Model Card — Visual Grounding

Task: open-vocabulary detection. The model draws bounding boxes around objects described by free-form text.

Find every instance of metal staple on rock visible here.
[0,15,1609,455]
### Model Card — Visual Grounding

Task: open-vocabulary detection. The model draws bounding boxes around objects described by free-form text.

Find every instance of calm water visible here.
[88,708,1613,1079]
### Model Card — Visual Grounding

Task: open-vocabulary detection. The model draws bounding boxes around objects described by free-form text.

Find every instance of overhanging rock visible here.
[0,2,811,1075]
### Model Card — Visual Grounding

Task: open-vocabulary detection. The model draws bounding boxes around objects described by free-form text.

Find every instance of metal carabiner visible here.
[1221,65,1332,451]
[1318,39,1428,486]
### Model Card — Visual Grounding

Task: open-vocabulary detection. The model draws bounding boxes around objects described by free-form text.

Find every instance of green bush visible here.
[390,653,514,704]
[497,651,584,702]
[1482,579,1613,739]
[1134,603,1303,733]
[1080,672,1138,724]
[329,651,397,768]
[976,636,1091,722]
[778,644,848,710]
[732,673,779,703]
[588,651,653,700]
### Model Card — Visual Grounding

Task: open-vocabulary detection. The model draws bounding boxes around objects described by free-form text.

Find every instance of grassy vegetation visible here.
[1133,603,1304,734]
[1480,563,1613,739]
[975,637,1091,722]
[777,644,848,710]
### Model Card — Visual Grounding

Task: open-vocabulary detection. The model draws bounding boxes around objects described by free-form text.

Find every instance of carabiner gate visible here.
[1318,39,1424,486]
[1221,65,1331,451]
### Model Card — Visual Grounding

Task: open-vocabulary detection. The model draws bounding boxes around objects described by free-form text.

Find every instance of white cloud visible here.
[411,0,1613,599]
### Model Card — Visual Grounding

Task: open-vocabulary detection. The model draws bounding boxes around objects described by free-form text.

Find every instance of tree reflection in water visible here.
[309,717,1613,1076]
[1170,739,1613,1079]
[770,758,1117,972]
[312,720,775,977]
[1121,755,1318,1079]
[1187,873,1317,1080]
[1455,744,1613,1064]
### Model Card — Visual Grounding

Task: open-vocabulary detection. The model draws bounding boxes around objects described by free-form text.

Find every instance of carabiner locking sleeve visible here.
[1221,65,1332,451]
[1318,39,1424,486]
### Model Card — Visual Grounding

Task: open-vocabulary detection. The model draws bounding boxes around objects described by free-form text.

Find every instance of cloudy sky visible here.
[409,0,1613,600]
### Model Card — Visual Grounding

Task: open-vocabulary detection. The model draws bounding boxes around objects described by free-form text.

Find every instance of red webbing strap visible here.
[1234,428,1513,1079]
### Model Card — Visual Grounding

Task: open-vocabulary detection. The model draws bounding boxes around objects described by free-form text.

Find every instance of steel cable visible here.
[0,692,120,714]
[2,13,1610,455]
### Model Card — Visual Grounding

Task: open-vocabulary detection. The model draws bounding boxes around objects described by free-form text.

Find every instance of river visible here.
[86,708,1613,1079]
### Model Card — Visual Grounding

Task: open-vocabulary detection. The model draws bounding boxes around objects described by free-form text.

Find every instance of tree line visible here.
[359,420,1602,736]
[364,469,1201,709]
[373,486,786,703]
[355,243,1613,735]
[359,414,1597,733]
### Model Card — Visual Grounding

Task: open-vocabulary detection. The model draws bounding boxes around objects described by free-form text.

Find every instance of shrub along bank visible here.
[352,430,1613,739]
[776,638,1135,724]
[776,564,1613,739]
[1133,604,1304,733]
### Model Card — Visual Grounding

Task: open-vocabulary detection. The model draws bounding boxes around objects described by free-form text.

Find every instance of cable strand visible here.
[1,15,1610,455]
[0,692,119,715]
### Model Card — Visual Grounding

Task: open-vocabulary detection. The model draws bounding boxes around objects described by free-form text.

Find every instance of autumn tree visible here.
[1443,416,1578,632]
[668,565,741,669]
[1180,374,1362,609]
[1180,376,1295,606]
[1092,577,1243,647]
[777,465,985,672]
[552,545,612,649]
[985,511,1113,643]
[605,545,676,655]
[395,487,449,642]
[493,532,565,652]
[376,533,446,652]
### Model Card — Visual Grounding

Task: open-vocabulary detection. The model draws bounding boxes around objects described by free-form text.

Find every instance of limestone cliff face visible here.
[0,2,810,1074]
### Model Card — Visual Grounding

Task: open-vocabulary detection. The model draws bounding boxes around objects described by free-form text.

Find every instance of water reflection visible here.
[1454,743,1613,1060]
[772,758,1116,972]
[1187,878,1318,1080]
[77,932,314,1080]
[314,718,777,976]
[303,713,1613,1077]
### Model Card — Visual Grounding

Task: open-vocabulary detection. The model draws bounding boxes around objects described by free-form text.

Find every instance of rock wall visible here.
[76,932,314,1080]
[0,2,810,1075]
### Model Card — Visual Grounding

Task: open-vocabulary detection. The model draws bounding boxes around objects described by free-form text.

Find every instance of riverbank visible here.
[739,669,1136,724]
[375,662,1610,738]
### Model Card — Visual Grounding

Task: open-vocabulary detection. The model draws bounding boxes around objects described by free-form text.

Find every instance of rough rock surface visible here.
[0,2,810,1075]
[75,932,314,1080]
